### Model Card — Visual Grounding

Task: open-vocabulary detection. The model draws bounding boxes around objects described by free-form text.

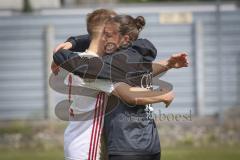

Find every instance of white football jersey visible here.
[64,51,114,160]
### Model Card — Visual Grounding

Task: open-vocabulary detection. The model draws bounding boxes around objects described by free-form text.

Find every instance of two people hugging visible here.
[51,8,188,160]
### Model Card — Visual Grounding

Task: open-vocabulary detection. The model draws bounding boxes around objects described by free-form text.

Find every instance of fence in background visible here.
[0,7,239,120]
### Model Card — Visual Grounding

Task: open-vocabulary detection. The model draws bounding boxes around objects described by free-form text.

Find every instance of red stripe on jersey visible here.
[88,93,101,160]
[68,74,72,102]
[68,74,74,117]
[90,93,102,160]
[93,92,106,160]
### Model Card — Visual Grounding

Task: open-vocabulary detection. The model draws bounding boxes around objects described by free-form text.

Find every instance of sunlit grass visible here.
[0,146,240,160]
[162,146,240,160]
[0,149,63,160]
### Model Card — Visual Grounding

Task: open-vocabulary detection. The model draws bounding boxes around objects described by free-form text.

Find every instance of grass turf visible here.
[0,147,240,160]
[162,147,240,160]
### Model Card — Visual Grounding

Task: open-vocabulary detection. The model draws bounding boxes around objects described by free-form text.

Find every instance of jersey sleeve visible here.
[66,34,91,52]
[83,79,115,94]
[53,49,106,79]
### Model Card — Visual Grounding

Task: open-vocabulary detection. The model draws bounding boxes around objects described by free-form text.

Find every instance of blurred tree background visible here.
[119,0,232,3]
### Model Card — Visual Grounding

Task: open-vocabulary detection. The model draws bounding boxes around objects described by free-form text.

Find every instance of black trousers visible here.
[109,152,161,160]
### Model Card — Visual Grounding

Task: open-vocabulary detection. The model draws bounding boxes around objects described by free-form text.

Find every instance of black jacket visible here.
[54,35,157,86]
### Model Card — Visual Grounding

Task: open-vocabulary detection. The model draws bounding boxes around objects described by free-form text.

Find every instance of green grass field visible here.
[0,147,240,160]
[163,147,240,160]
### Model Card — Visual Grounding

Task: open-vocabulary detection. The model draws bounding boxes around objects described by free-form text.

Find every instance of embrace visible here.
[51,8,188,160]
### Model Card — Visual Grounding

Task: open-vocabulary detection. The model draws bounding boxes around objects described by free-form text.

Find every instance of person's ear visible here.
[123,35,130,44]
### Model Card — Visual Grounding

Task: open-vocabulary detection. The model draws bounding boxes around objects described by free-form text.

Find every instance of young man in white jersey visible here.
[62,9,118,160]
[53,9,176,160]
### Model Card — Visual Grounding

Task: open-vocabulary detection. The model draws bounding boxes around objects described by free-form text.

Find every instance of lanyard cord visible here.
[141,73,154,120]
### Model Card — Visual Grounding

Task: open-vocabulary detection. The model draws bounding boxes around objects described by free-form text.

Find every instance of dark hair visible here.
[107,15,145,41]
[87,9,117,38]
